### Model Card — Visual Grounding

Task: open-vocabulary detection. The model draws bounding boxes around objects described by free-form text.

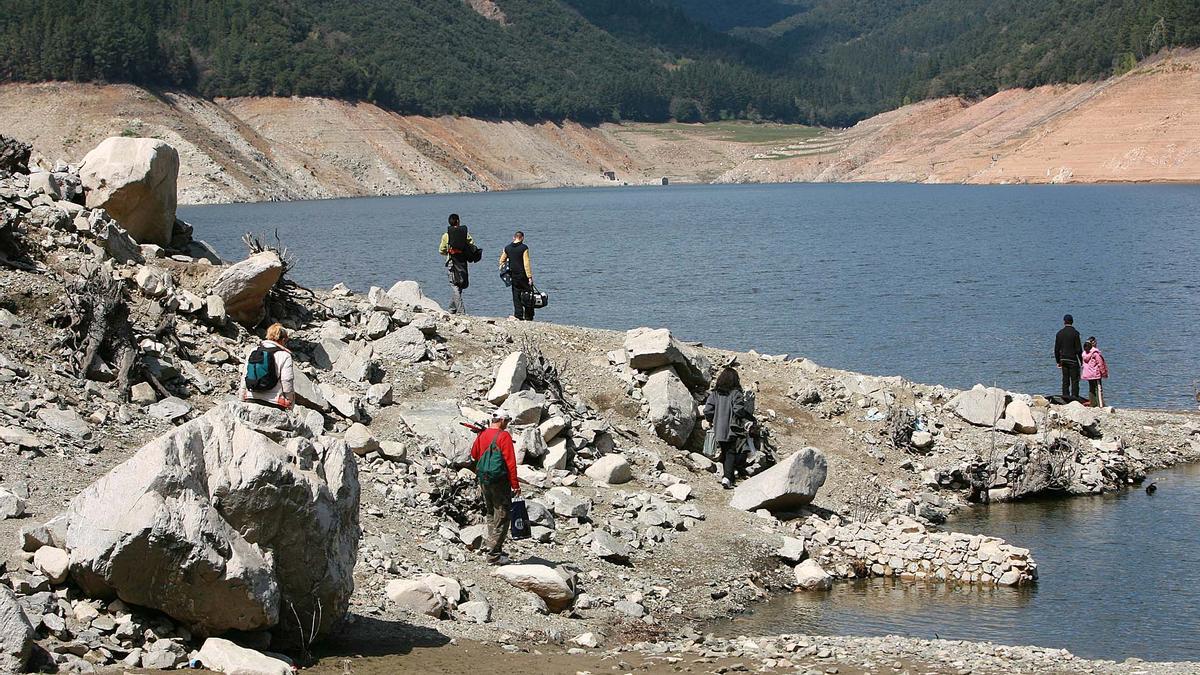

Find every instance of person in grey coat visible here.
[704,366,749,489]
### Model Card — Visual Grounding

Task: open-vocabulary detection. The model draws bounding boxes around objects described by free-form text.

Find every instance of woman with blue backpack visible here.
[240,323,295,410]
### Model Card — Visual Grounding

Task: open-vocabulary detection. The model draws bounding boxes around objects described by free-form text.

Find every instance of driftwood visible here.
[59,268,138,401]
[242,230,326,322]
[518,336,568,405]
[0,213,36,271]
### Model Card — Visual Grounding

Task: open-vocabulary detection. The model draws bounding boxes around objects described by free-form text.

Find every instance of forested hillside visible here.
[0,0,1197,126]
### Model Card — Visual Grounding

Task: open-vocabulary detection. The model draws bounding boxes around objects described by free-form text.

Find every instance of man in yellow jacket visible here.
[438,213,475,314]
[498,231,534,321]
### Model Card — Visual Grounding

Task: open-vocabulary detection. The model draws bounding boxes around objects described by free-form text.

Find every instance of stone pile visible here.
[611,328,711,448]
[793,514,1037,587]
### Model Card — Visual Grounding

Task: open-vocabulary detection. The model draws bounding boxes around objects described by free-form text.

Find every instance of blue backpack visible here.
[245,345,280,392]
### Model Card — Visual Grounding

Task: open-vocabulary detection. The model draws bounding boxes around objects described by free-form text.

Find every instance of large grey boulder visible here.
[209,252,283,326]
[0,586,33,672]
[50,402,359,644]
[486,351,528,405]
[643,367,696,448]
[729,447,827,512]
[197,638,290,675]
[624,327,711,389]
[79,137,179,246]
[950,385,1008,427]
[492,564,575,612]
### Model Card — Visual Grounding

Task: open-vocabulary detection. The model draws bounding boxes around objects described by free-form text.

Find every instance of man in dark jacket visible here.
[1054,314,1084,401]
[469,411,520,564]
[438,213,475,315]
[499,231,534,321]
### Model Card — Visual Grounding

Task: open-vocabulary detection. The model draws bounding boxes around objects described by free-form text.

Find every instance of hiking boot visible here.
[721,478,732,490]
[488,553,511,565]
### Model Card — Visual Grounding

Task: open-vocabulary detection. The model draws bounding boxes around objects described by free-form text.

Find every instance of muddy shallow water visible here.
[716,462,1200,662]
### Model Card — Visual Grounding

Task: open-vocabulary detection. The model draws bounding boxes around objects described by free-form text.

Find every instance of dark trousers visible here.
[481,481,512,560]
[1087,379,1103,407]
[511,281,534,321]
[720,440,744,482]
[1060,360,1081,400]
[446,258,468,315]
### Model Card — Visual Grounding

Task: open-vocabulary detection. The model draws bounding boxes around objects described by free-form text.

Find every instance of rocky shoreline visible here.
[0,133,1197,673]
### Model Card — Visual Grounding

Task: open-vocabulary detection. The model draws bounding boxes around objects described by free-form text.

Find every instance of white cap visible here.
[491,410,513,422]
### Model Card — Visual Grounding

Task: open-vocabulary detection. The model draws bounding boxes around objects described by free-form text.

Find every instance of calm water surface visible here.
[182,184,1200,661]
[719,463,1200,662]
[181,183,1200,410]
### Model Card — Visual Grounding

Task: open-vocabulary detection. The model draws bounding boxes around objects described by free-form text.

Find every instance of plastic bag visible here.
[701,429,719,460]
[510,499,531,539]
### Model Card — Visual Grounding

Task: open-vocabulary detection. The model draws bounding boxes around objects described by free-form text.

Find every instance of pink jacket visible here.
[1082,347,1108,381]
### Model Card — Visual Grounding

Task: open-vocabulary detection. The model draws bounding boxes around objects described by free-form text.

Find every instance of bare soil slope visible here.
[1,48,1196,207]
[720,49,1200,185]
[0,83,766,204]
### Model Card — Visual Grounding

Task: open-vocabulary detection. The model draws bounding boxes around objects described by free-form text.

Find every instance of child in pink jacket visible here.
[1081,337,1109,407]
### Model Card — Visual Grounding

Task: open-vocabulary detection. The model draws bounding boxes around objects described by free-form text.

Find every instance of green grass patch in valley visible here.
[618,121,826,144]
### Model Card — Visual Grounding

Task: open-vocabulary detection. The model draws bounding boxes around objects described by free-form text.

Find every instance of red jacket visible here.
[470,428,520,491]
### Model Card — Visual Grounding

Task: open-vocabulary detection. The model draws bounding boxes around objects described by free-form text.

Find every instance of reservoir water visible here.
[182,183,1200,662]
[181,183,1200,410]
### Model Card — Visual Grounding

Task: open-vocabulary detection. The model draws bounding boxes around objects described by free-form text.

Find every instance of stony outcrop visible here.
[209,251,284,325]
[730,447,827,512]
[79,137,179,246]
[46,402,359,642]
[801,515,1037,586]
[642,367,696,448]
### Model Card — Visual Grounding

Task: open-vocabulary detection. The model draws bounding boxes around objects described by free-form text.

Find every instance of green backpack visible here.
[476,437,509,485]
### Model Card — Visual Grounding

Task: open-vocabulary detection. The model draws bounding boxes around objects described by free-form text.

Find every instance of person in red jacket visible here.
[470,410,521,564]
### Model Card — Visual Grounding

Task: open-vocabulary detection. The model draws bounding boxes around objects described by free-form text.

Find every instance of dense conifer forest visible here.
[1,0,1197,126]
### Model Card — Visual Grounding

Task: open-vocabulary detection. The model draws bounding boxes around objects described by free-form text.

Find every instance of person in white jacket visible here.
[240,323,295,410]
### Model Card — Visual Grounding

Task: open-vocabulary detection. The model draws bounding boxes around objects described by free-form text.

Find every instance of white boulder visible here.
[197,638,291,675]
[950,385,1008,427]
[491,564,575,612]
[51,402,359,644]
[209,251,283,326]
[794,559,833,591]
[80,137,179,246]
[585,455,633,485]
